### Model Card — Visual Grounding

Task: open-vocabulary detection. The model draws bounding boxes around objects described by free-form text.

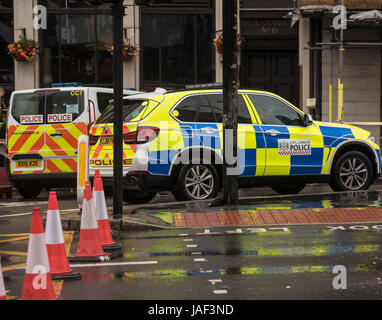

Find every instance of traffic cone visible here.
[74,182,110,258]
[0,257,6,300]
[93,174,120,250]
[19,207,57,300]
[45,192,81,280]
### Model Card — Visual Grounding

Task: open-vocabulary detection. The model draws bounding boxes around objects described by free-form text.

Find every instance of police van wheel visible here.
[330,151,373,192]
[17,184,42,199]
[270,183,306,195]
[174,164,219,201]
[122,190,157,204]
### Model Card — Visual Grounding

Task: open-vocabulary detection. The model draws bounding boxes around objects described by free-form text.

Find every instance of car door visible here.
[44,88,88,174]
[7,91,46,175]
[246,93,324,176]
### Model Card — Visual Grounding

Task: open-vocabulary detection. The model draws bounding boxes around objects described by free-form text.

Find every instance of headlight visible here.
[368,134,376,144]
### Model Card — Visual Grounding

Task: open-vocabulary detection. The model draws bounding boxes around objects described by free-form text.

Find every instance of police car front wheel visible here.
[330,151,373,192]
[174,164,219,201]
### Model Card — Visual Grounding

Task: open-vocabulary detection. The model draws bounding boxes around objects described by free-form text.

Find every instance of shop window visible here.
[142,13,214,90]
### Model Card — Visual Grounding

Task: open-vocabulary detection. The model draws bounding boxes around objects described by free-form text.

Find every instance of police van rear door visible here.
[44,88,88,174]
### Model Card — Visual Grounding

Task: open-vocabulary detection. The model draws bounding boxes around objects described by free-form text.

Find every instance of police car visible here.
[89,88,381,204]
[6,83,142,199]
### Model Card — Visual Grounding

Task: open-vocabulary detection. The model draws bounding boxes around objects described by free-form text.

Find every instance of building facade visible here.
[2,0,382,144]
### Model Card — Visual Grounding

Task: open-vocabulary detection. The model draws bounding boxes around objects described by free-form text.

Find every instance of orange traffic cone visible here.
[45,192,81,280]
[0,257,7,300]
[74,182,110,258]
[93,174,120,250]
[19,207,57,300]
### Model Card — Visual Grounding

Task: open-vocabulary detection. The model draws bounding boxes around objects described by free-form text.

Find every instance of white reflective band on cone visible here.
[45,209,65,245]
[25,234,51,274]
[77,135,89,209]
[81,198,98,230]
[94,190,108,221]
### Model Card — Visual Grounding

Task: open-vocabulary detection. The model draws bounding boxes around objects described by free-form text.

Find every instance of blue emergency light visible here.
[51,82,82,88]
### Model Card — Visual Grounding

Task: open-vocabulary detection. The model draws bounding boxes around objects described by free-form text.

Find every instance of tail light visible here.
[123,126,159,145]
[89,134,99,146]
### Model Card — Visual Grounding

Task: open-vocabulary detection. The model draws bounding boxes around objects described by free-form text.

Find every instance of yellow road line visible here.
[0,236,29,244]
[0,250,27,256]
[0,233,29,237]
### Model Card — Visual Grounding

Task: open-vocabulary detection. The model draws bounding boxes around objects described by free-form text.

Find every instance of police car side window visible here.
[248,94,304,126]
[206,94,252,124]
[174,96,198,122]
[198,95,215,123]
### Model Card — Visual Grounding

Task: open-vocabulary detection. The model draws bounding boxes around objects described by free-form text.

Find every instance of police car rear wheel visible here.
[122,190,157,204]
[270,183,307,195]
[175,164,219,201]
[330,151,373,191]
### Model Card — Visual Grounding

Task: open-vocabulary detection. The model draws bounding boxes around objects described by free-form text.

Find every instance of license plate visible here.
[15,160,41,168]
[101,137,113,146]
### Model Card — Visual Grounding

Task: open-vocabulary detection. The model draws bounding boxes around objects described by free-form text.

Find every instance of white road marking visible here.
[183,239,194,242]
[0,208,79,219]
[194,258,207,262]
[208,279,222,285]
[187,244,198,248]
[190,252,202,255]
[213,290,227,294]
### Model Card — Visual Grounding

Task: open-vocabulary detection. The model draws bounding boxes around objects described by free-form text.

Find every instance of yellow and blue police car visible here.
[89,88,381,204]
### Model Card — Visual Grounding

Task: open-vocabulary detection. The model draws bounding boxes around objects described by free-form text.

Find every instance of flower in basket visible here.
[7,37,39,62]
[213,34,243,55]
[109,40,140,59]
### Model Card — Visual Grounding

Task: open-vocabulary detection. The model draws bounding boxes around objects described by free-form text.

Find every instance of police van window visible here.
[206,94,252,124]
[12,92,45,124]
[248,94,304,126]
[46,91,85,124]
[97,93,113,113]
[173,96,198,122]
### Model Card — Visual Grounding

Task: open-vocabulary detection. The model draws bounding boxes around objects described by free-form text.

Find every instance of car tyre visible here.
[174,164,219,201]
[329,151,373,192]
[122,190,157,204]
[17,183,42,199]
[270,183,306,195]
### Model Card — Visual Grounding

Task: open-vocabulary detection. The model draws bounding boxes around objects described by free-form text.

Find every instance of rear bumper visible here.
[6,158,76,188]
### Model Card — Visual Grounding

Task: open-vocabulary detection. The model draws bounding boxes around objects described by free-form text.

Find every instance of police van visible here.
[6,83,141,198]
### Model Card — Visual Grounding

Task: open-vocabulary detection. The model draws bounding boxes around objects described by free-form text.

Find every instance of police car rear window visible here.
[97,99,158,124]
[11,90,85,124]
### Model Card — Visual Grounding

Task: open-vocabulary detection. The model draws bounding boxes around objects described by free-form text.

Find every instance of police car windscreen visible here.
[97,99,158,124]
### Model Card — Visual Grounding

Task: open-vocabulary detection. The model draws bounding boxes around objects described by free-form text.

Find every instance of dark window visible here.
[206,94,253,124]
[142,13,213,90]
[97,93,113,113]
[41,13,113,86]
[198,95,215,123]
[248,94,304,126]
[174,96,198,122]
[174,94,253,124]
[46,91,84,122]
[11,93,45,124]
[97,100,159,124]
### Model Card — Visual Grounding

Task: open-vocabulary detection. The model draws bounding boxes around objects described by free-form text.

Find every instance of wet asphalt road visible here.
[2,185,382,300]
[2,212,382,299]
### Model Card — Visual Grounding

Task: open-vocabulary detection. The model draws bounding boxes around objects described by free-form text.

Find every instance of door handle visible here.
[50,132,63,137]
[200,127,219,134]
[265,129,281,137]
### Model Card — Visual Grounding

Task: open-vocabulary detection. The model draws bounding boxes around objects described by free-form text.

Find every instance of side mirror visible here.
[303,113,313,126]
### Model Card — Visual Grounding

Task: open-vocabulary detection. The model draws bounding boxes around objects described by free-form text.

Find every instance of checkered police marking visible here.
[278,139,312,156]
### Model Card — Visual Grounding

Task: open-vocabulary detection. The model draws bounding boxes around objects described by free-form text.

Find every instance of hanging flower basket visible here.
[7,36,39,62]
[109,40,140,61]
[213,34,243,55]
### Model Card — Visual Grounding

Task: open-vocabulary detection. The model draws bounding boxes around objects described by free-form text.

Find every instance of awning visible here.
[299,0,382,10]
